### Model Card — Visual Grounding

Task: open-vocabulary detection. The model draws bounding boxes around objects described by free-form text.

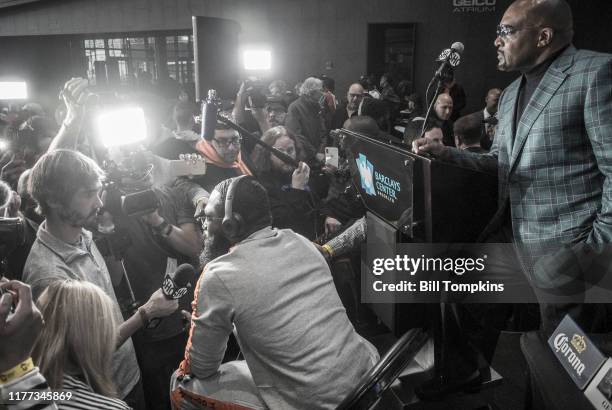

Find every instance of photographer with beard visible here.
[171,176,378,410]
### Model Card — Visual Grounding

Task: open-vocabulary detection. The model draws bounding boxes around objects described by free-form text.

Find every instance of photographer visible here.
[22,149,179,409]
[0,176,38,281]
[109,169,201,410]
[47,78,89,153]
[232,79,272,155]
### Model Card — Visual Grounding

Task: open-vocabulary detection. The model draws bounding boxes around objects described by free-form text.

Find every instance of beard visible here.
[199,232,232,269]
[58,207,99,230]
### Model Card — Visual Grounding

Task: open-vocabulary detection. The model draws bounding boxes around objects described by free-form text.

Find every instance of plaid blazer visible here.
[442,46,612,253]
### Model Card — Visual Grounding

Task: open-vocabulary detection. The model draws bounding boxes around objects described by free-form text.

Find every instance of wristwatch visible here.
[152,219,173,238]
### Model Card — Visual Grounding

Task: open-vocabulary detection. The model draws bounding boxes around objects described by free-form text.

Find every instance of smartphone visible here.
[325,147,339,168]
[0,286,16,314]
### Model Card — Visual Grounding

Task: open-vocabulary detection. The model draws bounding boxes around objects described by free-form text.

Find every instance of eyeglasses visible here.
[496,23,540,39]
[198,214,223,229]
[212,136,241,148]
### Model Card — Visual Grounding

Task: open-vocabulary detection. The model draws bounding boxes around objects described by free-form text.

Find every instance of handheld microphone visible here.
[161,263,196,300]
[201,89,219,140]
[147,263,196,329]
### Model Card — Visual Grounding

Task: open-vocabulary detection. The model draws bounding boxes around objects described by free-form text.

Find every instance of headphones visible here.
[221,175,248,239]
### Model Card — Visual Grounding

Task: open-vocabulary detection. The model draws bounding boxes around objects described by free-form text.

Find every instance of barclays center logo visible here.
[356,153,376,196]
[355,153,401,203]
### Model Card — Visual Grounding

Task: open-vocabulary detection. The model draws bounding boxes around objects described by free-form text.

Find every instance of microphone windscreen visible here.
[170,263,196,287]
[451,42,465,54]
[201,102,217,140]
[0,180,11,209]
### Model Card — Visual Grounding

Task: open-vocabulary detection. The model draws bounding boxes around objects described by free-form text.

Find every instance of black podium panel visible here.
[412,156,498,243]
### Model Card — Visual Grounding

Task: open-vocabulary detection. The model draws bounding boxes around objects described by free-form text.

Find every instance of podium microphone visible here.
[147,263,196,328]
[434,41,464,79]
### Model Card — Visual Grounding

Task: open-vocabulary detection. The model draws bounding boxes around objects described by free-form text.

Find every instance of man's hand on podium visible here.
[411,136,446,157]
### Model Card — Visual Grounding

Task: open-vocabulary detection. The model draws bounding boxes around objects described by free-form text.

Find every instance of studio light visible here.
[96,106,147,148]
[243,49,272,71]
[0,82,28,100]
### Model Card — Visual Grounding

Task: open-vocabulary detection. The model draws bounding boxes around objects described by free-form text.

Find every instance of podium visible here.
[340,129,498,334]
[339,129,502,402]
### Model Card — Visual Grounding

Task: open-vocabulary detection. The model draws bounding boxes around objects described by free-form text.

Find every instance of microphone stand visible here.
[419,73,446,139]
[214,113,332,239]
[418,56,462,391]
[215,114,300,168]
[419,48,458,139]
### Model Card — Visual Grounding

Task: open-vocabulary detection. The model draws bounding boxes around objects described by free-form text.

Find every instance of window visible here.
[83,35,196,86]
[165,34,195,84]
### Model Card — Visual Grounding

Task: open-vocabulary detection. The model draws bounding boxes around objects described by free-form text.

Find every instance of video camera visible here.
[0,217,25,255]
[101,149,159,219]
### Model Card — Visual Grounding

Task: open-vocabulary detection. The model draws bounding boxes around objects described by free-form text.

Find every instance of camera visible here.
[0,217,25,256]
[243,77,268,109]
[101,150,159,219]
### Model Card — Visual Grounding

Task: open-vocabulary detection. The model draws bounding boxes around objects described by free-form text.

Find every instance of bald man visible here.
[432,93,455,146]
[412,0,612,394]
[416,0,611,312]
[331,83,365,129]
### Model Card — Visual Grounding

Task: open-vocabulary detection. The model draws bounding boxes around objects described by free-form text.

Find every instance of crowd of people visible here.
[0,0,610,409]
[0,66,496,408]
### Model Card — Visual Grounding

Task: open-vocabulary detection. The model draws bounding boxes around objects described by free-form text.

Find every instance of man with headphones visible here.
[171,176,379,410]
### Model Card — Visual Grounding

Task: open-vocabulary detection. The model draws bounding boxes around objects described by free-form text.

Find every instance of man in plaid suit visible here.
[414,0,611,315]
[411,0,611,396]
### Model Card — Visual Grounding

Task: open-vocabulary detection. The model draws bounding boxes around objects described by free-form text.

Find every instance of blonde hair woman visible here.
[32,280,130,409]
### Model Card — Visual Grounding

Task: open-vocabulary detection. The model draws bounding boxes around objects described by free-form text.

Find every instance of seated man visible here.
[432,93,455,146]
[172,176,379,410]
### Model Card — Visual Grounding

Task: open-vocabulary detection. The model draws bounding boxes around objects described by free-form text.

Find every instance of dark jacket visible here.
[258,172,321,240]
[285,95,326,161]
